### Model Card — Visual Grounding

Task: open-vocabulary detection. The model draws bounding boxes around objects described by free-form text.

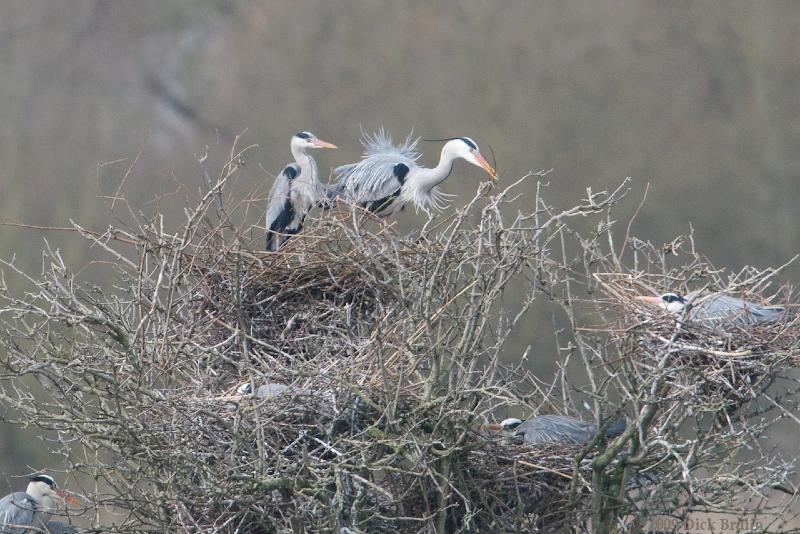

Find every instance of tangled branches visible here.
[0,146,798,532]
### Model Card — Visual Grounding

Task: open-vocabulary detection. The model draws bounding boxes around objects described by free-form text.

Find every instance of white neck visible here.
[26,482,55,512]
[290,144,318,186]
[409,146,456,192]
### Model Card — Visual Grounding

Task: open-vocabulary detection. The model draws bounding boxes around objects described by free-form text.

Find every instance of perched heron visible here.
[265,131,337,251]
[636,291,785,328]
[0,475,79,533]
[329,129,497,217]
[486,415,626,446]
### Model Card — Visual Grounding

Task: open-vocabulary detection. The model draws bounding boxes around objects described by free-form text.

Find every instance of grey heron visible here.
[329,129,497,217]
[0,475,79,533]
[265,131,337,251]
[486,415,626,446]
[636,291,785,328]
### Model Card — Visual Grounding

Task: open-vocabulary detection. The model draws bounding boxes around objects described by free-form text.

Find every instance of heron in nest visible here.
[265,131,337,251]
[636,291,785,328]
[328,129,497,218]
[486,415,626,446]
[0,474,80,533]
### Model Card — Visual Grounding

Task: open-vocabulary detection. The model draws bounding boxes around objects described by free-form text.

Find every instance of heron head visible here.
[484,417,524,431]
[636,292,687,313]
[499,417,524,430]
[292,131,337,150]
[441,137,497,180]
[27,474,80,507]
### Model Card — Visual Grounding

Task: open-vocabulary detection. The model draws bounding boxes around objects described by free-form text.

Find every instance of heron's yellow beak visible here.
[312,139,337,149]
[635,296,663,306]
[474,152,497,180]
[56,489,81,505]
[483,422,503,431]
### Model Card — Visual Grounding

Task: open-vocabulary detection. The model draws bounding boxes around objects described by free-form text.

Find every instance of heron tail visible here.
[604,417,627,439]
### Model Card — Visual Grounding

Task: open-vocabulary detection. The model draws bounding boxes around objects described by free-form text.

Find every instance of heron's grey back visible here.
[0,491,36,533]
[255,383,293,398]
[265,166,295,230]
[517,415,596,445]
[687,292,785,327]
[334,129,420,202]
[604,416,626,439]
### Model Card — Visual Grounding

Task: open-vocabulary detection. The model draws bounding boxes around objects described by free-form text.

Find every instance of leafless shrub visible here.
[0,145,797,532]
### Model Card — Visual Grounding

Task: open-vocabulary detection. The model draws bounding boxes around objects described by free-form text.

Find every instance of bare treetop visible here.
[0,145,797,532]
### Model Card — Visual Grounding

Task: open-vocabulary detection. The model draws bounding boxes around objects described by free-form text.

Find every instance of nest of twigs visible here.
[137,380,603,533]
[151,217,596,532]
[596,270,800,414]
[5,166,799,532]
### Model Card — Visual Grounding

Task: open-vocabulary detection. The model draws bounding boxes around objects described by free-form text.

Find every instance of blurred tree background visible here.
[1,0,799,496]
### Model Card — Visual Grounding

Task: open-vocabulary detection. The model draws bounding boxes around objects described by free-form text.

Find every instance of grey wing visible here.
[690,293,785,326]
[335,129,420,203]
[254,383,291,398]
[519,415,595,445]
[332,163,357,180]
[0,492,35,532]
[604,417,626,439]
[265,165,297,251]
[266,165,295,228]
[324,179,346,202]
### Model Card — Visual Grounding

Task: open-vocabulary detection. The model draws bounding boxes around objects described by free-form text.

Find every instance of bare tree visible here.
[0,144,797,532]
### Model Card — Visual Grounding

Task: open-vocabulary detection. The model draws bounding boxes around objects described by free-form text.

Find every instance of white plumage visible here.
[265,131,337,251]
[330,129,497,218]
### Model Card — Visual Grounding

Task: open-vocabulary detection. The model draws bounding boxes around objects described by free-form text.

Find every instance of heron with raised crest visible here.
[329,129,497,217]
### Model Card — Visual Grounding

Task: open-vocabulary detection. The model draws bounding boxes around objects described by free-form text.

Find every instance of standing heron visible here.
[329,129,497,217]
[486,415,626,446]
[636,291,786,328]
[265,131,337,251]
[0,475,79,533]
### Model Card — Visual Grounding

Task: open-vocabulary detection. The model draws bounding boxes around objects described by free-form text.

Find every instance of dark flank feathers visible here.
[282,165,298,180]
[366,189,401,213]
[393,163,409,184]
[266,199,296,251]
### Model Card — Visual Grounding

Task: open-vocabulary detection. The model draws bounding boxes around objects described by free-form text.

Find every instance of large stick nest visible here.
[2,174,799,532]
[595,261,800,414]
[145,218,597,532]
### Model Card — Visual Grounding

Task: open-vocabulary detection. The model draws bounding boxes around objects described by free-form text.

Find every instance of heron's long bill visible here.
[474,152,497,180]
[635,296,663,306]
[483,422,503,431]
[56,489,81,505]
[312,139,337,149]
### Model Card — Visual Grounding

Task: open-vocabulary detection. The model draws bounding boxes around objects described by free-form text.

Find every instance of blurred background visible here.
[1,0,799,505]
